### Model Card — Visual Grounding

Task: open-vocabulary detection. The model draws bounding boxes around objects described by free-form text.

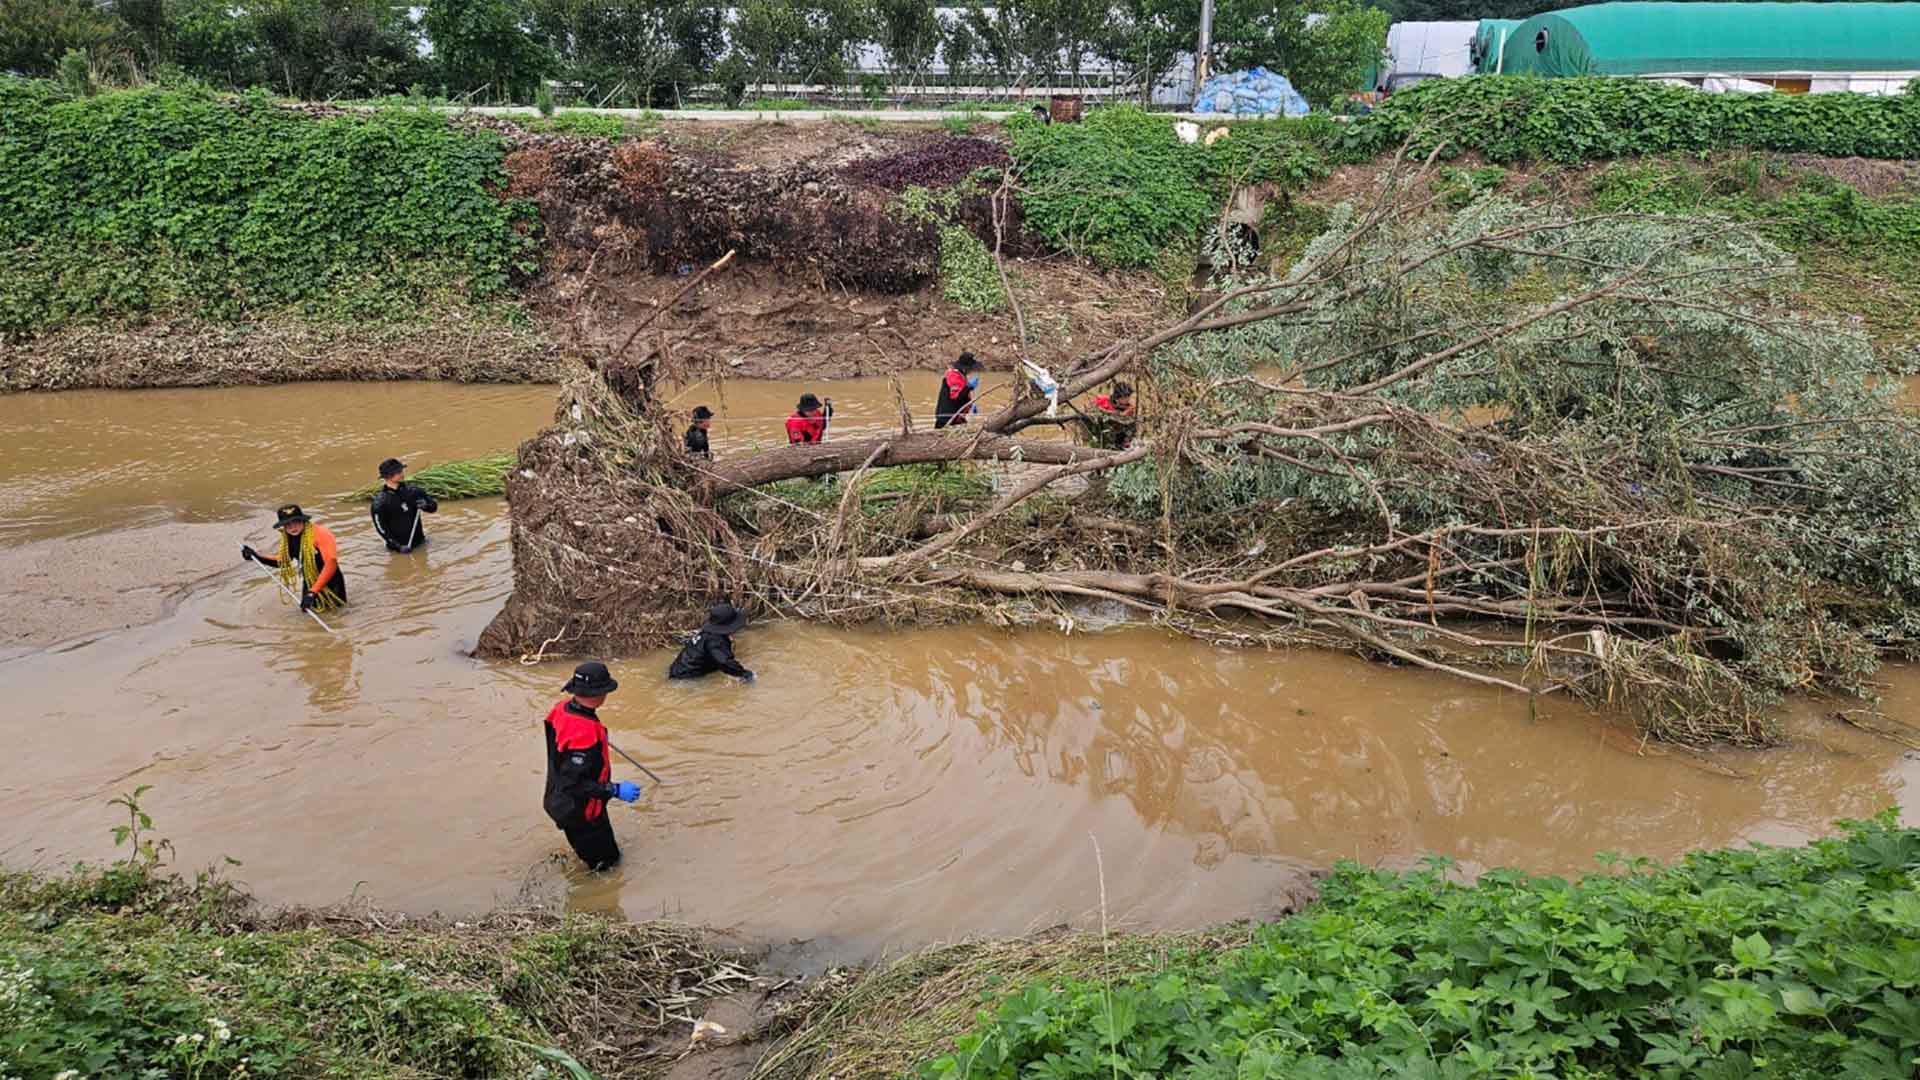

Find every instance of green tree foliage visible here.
[0,81,531,336]
[528,0,722,106]
[871,0,942,88]
[1355,75,1920,162]
[726,0,872,90]
[0,0,118,77]
[1097,0,1200,104]
[251,0,423,99]
[957,0,1107,85]
[1214,0,1390,108]
[421,0,552,100]
[929,815,1920,1077]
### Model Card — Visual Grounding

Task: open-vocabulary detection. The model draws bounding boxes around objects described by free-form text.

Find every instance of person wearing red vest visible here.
[786,393,828,444]
[542,661,643,870]
[934,352,982,428]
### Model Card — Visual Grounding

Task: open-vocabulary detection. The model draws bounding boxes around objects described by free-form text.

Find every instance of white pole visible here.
[1196,0,1215,95]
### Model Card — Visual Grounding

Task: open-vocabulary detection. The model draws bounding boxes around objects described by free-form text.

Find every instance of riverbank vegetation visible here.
[0,793,754,1080]
[10,798,1915,1079]
[0,79,531,340]
[919,813,1920,1079]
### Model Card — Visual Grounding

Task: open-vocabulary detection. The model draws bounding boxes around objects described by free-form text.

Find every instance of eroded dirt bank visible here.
[0,312,573,391]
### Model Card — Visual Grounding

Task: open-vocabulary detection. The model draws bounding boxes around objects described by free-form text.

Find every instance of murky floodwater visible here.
[1,380,1916,963]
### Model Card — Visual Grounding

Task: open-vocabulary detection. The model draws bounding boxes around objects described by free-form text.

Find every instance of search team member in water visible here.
[541,661,644,870]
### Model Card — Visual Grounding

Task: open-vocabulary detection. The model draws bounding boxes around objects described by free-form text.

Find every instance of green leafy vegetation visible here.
[896,182,1009,312]
[937,225,1004,312]
[346,454,515,501]
[1355,75,1920,164]
[928,814,1920,1079]
[0,80,532,337]
[519,108,656,139]
[0,789,744,1080]
[1008,106,1334,268]
[1583,154,1920,347]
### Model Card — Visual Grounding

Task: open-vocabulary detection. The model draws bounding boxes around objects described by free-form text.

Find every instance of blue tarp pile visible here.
[1192,67,1310,116]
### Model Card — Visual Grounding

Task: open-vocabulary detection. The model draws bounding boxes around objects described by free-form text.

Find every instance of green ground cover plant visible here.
[1354,76,1920,163]
[0,790,739,1080]
[1584,154,1920,347]
[0,79,533,338]
[1007,106,1335,268]
[926,813,1920,1079]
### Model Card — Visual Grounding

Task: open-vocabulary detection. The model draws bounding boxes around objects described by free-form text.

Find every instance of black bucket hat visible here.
[700,603,748,636]
[691,405,714,420]
[563,661,619,696]
[274,504,311,529]
[378,457,407,478]
[797,393,822,413]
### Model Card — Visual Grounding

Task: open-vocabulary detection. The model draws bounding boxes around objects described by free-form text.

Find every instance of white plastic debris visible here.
[1021,358,1061,418]
[691,1019,728,1046]
[1174,120,1200,144]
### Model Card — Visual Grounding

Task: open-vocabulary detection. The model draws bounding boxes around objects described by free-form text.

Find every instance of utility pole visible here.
[1195,0,1215,97]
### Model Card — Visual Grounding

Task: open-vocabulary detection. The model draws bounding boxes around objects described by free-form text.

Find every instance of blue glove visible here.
[966,375,980,390]
[611,781,642,803]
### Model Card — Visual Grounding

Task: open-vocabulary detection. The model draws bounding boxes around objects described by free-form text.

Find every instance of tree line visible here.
[4,0,1387,107]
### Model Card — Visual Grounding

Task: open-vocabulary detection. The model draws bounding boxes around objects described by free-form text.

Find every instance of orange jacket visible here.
[305,523,341,593]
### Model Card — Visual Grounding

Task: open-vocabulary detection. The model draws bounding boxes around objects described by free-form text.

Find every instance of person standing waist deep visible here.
[241,504,346,612]
[370,458,438,552]
[541,661,644,871]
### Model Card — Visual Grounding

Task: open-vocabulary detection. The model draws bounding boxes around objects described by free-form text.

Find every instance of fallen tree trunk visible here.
[697,432,1127,495]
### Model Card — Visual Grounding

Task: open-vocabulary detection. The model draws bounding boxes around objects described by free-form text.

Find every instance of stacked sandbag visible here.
[1192,67,1311,117]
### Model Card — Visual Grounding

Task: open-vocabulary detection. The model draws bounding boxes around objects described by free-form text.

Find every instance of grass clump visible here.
[756,462,991,514]
[520,109,657,141]
[345,453,514,502]
[923,813,1920,1079]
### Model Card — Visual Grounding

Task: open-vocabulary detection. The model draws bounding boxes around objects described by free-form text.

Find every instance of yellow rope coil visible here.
[276,529,344,614]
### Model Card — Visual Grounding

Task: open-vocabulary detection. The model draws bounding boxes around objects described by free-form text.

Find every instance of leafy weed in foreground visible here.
[928,812,1920,1079]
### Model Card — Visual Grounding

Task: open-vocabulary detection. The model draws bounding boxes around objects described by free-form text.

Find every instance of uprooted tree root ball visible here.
[499,127,940,294]
[482,156,1920,747]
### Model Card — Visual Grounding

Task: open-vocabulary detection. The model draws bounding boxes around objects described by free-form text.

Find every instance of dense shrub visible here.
[1352,76,1920,163]
[1008,106,1334,268]
[0,79,532,336]
[928,814,1920,1079]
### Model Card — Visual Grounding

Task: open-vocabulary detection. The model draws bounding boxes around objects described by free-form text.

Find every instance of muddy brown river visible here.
[1,379,1916,963]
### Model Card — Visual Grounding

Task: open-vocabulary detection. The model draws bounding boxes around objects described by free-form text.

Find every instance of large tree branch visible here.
[696,432,1128,496]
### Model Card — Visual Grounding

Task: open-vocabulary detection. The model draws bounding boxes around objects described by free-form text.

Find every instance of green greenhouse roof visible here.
[1513,2,1920,74]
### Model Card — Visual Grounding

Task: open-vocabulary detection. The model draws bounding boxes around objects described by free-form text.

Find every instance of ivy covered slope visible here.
[0,78,558,388]
[927,814,1920,1080]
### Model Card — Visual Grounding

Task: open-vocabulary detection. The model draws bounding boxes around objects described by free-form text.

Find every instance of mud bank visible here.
[0,313,572,392]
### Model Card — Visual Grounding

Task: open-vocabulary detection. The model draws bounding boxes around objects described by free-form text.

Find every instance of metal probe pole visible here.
[249,558,337,634]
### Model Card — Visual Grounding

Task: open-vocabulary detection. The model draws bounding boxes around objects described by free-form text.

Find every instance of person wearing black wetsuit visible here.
[370,458,438,553]
[542,661,644,870]
[668,603,754,682]
[684,406,714,460]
